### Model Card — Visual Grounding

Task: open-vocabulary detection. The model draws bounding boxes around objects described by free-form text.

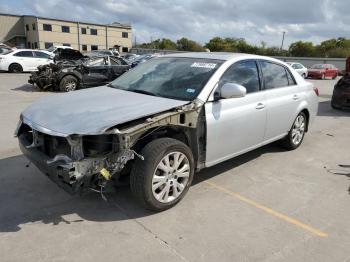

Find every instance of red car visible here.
[308,64,338,80]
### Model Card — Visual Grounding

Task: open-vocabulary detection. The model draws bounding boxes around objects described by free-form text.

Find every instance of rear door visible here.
[81,57,110,87]
[13,51,35,70]
[205,60,267,166]
[109,57,130,80]
[259,60,301,142]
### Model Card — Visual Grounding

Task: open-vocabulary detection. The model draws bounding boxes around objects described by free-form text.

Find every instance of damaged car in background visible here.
[332,56,350,110]
[29,55,130,91]
[16,53,318,211]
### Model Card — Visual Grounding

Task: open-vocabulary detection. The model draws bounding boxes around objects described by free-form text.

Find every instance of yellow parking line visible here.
[204,180,328,237]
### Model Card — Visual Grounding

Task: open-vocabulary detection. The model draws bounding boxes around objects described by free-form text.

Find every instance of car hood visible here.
[21,86,189,136]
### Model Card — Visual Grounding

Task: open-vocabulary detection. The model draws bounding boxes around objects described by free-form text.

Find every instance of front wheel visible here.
[130,138,194,211]
[281,112,307,150]
[59,75,78,92]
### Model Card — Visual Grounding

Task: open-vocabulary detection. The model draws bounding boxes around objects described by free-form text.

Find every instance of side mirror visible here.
[219,83,247,99]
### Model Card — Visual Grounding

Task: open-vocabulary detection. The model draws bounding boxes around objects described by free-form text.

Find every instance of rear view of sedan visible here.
[308,64,338,80]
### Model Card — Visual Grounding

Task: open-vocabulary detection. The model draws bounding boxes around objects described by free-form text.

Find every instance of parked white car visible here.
[287,62,308,78]
[0,49,53,72]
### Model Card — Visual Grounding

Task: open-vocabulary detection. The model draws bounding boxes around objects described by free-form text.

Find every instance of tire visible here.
[59,75,78,92]
[130,138,195,211]
[331,101,341,110]
[9,63,23,73]
[281,112,307,150]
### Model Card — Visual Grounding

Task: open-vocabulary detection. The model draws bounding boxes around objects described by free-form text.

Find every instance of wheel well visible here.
[301,109,310,132]
[133,127,190,153]
[9,63,22,70]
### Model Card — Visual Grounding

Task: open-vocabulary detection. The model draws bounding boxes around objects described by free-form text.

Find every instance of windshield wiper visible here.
[129,89,158,97]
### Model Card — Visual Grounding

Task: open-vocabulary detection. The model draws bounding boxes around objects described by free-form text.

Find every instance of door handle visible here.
[256,103,265,110]
[293,94,300,100]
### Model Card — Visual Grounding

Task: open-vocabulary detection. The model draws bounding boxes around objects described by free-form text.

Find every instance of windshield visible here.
[109,57,223,101]
[311,64,324,69]
[46,46,55,52]
[1,49,13,55]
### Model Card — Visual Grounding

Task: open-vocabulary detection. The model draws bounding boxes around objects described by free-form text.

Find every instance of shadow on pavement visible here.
[317,100,350,117]
[0,143,286,233]
[11,84,41,92]
[328,165,350,195]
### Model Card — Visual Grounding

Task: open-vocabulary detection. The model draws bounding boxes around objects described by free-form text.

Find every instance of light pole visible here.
[280,31,286,51]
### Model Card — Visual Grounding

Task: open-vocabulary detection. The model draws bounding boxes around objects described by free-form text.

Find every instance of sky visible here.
[0,0,349,48]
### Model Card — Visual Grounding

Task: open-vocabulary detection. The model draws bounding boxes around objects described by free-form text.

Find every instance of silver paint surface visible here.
[22,86,188,136]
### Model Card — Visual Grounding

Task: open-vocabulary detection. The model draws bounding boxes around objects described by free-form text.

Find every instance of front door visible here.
[205,60,267,167]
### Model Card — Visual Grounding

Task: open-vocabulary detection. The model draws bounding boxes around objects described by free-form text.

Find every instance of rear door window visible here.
[14,51,34,57]
[260,61,289,89]
[219,60,260,94]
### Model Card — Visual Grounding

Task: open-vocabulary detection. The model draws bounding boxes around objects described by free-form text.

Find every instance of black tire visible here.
[281,112,307,150]
[130,138,195,211]
[59,75,78,92]
[9,63,23,73]
[331,101,341,110]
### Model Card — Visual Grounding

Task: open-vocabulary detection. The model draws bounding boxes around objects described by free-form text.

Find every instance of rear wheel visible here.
[130,138,194,211]
[9,63,23,73]
[59,75,78,92]
[281,112,307,150]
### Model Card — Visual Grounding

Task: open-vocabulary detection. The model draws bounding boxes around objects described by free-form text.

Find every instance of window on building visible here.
[219,60,260,94]
[122,32,128,38]
[90,29,97,35]
[91,45,98,51]
[81,28,86,34]
[27,42,31,48]
[122,47,129,52]
[260,61,289,89]
[45,42,53,49]
[34,42,38,49]
[32,23,36,30]
[82,45,87,51]
[43,24,52,31]
[31,43,34,49]
[25,24,29,31]
[63,43,71,47]
[61,26,70,33]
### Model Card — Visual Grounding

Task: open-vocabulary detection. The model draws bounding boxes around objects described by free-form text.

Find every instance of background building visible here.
[0,13,132,53]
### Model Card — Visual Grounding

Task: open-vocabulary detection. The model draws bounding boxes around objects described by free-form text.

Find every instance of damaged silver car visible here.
[15,53,319,211]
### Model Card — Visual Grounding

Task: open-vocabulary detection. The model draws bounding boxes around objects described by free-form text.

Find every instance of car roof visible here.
[163,52,280,62]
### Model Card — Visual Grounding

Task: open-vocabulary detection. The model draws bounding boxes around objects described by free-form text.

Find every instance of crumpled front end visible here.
[15,119,137,194]
[15,100,202,194]
[29,64,61,90]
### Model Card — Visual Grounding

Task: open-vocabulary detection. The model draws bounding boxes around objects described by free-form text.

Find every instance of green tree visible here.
[289,41,316,57]
[176,37,204,51]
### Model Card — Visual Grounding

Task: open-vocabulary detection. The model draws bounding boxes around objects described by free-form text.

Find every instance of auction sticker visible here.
[191,62,217,69]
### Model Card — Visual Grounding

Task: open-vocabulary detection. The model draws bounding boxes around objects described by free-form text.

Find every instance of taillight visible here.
[313,87,319,96]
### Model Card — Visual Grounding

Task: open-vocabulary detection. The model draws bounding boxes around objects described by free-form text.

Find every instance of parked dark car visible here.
[308,64,338,80]
[29,56,130,92]
[331,74,350,109]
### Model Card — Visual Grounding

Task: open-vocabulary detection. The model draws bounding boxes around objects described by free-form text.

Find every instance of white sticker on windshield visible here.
[191,62,217,69]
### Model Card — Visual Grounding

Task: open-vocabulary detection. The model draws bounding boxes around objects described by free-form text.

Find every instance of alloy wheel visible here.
[291,115,305,145]
[152,151,190,203]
